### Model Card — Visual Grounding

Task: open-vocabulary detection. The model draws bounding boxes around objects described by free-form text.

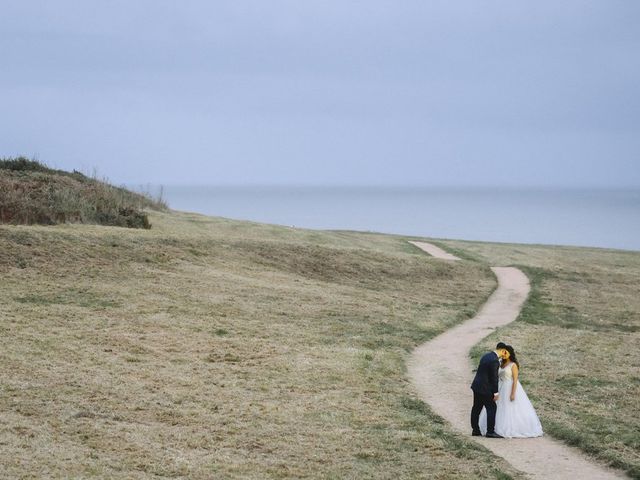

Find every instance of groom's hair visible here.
[496,342,508,350]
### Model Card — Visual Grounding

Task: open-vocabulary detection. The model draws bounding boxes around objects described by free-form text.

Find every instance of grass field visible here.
[453,240,640,479]
[2,209,637,479]
[1,210,520,479]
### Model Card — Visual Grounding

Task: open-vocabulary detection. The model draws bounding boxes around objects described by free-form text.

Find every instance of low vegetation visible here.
[0,157,166,228]
[2,200,637,478]
[454,240,640,479]
[0,211,519,479]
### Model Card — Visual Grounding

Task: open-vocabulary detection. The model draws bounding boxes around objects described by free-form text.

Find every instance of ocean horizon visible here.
[140,185,640,252]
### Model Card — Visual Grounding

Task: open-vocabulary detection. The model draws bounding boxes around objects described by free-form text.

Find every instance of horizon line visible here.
[123,182,640,190]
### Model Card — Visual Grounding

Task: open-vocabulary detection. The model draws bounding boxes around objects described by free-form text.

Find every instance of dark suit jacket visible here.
[471,351,500,396]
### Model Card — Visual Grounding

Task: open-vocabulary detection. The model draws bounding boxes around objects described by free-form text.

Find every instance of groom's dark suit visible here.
[470,351,500,435]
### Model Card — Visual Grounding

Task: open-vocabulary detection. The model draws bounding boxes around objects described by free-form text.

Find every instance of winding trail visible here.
[407,242,626,479]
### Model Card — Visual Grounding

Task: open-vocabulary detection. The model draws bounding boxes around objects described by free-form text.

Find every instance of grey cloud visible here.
[1,0,639,186]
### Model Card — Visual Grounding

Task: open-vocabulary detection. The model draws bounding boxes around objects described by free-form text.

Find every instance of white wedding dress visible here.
[479,362,543,438]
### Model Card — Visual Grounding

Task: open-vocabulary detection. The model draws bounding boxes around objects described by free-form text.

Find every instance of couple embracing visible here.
[471,342,543,438]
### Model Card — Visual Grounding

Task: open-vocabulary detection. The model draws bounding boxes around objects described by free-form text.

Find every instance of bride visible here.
[479,345,543,438]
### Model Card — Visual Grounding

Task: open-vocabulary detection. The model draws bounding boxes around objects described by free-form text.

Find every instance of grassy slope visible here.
[0,211,521,479]
[0,158,165,227]
[447,240,640,479]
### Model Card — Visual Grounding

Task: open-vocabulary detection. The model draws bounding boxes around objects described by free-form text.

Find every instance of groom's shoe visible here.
[486,432,504,439]
[471,430,482,437]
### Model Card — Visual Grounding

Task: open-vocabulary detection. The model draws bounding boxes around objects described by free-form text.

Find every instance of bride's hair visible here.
[504,345,519,368]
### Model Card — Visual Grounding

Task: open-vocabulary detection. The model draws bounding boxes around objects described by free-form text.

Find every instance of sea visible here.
[148,186,640,251]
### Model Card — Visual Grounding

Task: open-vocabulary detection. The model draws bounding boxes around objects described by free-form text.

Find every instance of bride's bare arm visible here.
[510,364,519,401]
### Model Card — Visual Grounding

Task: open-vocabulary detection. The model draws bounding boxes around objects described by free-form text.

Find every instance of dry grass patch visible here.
[0,158,165,228]
[0,212,520,479]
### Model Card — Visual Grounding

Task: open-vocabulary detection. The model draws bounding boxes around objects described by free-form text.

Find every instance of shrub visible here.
[0,157,165,229]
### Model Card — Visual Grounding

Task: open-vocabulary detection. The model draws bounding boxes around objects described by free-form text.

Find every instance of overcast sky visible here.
[1,1,639,186]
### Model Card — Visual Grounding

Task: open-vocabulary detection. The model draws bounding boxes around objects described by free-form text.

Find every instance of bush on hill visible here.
[0,157,166,229]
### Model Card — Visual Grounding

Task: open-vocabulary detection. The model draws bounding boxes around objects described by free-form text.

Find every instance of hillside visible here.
[0,210,516,479]
[0,209,638,478]
[0,157,165,228]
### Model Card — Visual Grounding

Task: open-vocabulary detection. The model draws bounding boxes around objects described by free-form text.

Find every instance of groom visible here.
[470,342,509,438]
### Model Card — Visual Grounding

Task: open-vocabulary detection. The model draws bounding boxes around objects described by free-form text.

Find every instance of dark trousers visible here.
[471,391,497,434]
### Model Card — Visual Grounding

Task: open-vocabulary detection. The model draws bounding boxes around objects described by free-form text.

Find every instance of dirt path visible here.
[407,242,626,479]
[408,241,461,261]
